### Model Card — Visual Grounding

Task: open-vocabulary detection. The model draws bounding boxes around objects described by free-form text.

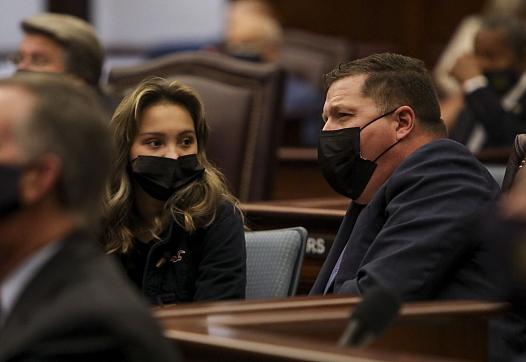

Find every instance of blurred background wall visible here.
[0,0,484,74]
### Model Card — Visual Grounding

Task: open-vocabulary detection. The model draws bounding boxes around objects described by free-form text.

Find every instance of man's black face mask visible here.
[129,154,204,201]
[484,69,521,96]
[0,164,22,218]
[318,109,400,200]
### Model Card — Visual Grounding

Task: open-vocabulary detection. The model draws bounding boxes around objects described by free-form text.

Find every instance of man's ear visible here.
[393,105,415,140]
[19,154,62,205]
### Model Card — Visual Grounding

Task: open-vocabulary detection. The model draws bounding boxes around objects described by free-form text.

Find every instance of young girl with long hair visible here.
[101,77,246,305]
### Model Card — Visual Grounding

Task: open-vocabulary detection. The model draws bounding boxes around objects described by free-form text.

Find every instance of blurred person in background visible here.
[222,0,324,146]
[434,0,526,98]
[10,13,115,109]
[448,15,526,152]
[434,0,526,131]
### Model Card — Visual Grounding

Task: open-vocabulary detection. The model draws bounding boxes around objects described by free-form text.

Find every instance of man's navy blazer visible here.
[311,138,501,300]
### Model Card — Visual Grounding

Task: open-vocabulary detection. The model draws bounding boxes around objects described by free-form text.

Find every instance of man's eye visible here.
[31,55,50,66]
[8,53,22,65]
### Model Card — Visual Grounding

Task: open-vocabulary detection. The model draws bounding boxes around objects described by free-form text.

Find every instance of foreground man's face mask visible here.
[129,154,204,201]
[0,164,22,218]
[318,108,400,200]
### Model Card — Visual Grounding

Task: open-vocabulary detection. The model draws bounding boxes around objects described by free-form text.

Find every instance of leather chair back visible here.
[280,29,351,90]
[106,51,284,201]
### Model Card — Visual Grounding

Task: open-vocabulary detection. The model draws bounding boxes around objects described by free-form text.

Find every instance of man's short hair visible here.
[0,73,112,224]
[21,13,104,87]
[325,53,445,135]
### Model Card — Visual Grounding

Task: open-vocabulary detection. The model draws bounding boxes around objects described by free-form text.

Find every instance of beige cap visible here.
[21,13,104,85]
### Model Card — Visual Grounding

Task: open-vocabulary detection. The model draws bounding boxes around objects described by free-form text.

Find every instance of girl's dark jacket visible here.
[120,202,246,305]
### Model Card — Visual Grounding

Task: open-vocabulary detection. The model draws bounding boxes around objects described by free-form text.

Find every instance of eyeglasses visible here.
[7,52,53,68]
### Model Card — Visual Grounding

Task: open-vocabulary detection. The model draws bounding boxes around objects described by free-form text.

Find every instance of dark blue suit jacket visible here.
[451,85,526,147]
[311,138,501,299]
[0,232,180,362]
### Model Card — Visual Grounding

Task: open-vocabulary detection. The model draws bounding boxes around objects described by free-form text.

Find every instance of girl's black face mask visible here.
[129,154,204,201]
[317,109,399,200]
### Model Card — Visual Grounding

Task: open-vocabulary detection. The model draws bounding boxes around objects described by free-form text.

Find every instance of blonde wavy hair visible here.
[102,77,241,253]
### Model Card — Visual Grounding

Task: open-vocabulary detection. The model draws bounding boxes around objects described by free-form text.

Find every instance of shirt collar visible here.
[0,241,61,325]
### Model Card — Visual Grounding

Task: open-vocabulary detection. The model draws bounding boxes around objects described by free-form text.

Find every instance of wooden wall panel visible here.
[46,0,90,21]
[267,0,483,67]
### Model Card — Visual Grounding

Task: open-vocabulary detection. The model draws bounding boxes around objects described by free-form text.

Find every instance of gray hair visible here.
[1,73,112,225]
[481,14,526,61]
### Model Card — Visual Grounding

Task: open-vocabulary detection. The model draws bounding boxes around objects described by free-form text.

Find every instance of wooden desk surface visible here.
[156,295,506,362]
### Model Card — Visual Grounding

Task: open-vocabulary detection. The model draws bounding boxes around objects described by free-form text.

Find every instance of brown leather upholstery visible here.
[280,29,351,90]
[106,51,284,201]
[501,134,526,192]
[280,30,397,91]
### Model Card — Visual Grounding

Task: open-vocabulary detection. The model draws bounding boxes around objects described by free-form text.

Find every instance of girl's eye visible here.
[181,137,195,147]
[145,139,162,148]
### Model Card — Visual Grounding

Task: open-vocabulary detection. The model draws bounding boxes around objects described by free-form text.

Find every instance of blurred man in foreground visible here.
[0,73,180,362]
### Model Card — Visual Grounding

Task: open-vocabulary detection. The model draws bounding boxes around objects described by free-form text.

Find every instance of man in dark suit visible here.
[449,14,526,152]
[0,74,180,361]
[312,53,501,299]
[311,52,516,360]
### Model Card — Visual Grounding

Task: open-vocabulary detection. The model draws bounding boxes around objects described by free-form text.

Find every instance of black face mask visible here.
[484,70,521,96]
[129,154,205,201]
[0,164,22,218]
[318,109,400,200]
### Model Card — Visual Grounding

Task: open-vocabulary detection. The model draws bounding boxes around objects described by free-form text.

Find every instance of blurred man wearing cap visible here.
[11,13,104,91]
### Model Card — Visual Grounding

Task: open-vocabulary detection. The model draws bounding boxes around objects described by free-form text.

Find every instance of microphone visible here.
[338,287,401,347]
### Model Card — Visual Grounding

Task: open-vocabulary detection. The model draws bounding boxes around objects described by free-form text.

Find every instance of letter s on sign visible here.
[306,237,326,255]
